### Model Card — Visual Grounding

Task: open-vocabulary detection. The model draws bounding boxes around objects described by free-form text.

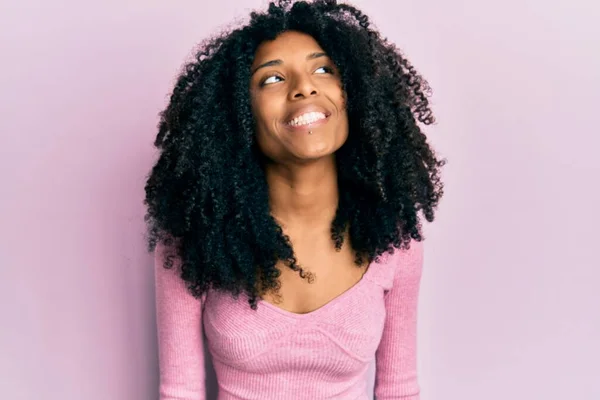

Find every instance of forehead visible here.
[252,31,325,65]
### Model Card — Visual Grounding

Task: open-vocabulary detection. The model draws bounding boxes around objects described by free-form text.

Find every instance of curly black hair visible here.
[144,0,445,309]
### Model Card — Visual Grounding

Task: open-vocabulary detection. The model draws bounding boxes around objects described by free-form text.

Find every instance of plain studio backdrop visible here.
[1,0,598,399]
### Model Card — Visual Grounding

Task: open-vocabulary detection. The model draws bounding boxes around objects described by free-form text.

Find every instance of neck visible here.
[265,156,339,230]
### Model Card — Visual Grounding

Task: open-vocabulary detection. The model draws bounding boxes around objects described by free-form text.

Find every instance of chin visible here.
[288,145,338,163]
[260,130,347,164]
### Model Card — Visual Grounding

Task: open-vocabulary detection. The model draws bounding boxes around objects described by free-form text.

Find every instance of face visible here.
[249,30,349,164]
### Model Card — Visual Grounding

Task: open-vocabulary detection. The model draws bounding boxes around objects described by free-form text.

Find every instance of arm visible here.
[374,240,424,400]
[154,242,206,400]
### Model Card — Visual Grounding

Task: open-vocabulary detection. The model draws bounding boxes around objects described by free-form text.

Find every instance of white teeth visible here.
[288,112,326,126]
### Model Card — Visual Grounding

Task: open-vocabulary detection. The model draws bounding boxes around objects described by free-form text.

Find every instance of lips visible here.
[288,112,327,126]
[284,105,331,125]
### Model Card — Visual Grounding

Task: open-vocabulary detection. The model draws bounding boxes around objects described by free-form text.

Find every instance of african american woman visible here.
[144,1,445,399]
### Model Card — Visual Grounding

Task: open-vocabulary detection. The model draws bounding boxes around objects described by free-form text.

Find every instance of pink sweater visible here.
[154,240,423,400]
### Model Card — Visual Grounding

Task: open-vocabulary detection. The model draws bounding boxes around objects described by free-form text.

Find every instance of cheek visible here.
[250,105,272,150]
[335,91,349,124]
[338,87,348,111]
[251,93,280,128]
[327,81,347,115]
[250,100,278,157]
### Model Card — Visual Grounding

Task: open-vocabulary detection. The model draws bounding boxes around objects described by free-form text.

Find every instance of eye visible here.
[261,74,283,86]
[315,66,335,74]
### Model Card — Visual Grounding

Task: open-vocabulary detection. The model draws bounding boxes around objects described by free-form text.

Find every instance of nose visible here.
[288,74,318,100]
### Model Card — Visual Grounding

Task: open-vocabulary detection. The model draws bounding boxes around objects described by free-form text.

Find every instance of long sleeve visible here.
[154,242,206,400]
[374,240,424,400]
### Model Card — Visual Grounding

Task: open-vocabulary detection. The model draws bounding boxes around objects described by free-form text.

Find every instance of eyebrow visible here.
[251,52,328,76]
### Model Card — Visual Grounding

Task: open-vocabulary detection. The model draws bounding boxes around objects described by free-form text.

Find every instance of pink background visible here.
[1,0,598,399]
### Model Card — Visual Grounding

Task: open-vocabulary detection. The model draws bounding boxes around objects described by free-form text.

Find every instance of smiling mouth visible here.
[286,112,329,127]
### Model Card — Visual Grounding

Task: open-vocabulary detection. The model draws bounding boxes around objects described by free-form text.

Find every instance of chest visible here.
[202,273,387,370]
[260,243,369,315]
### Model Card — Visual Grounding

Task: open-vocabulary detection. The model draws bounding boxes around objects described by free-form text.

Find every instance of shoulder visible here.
[154,237,181,264]
[154,239,208,303]
[395,239,424,278]
[365,239,424,290]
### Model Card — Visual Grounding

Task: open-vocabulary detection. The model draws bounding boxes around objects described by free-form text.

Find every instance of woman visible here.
[144,0,444,399]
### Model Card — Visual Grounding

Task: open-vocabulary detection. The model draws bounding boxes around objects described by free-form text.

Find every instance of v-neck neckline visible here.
[255,260,376,319]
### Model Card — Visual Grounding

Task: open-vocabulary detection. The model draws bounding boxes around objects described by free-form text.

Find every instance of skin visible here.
[249,30,366,314]
[249,30,348,231]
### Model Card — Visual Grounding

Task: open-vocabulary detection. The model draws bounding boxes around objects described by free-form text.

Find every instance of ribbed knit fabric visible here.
[154,240,423,400]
